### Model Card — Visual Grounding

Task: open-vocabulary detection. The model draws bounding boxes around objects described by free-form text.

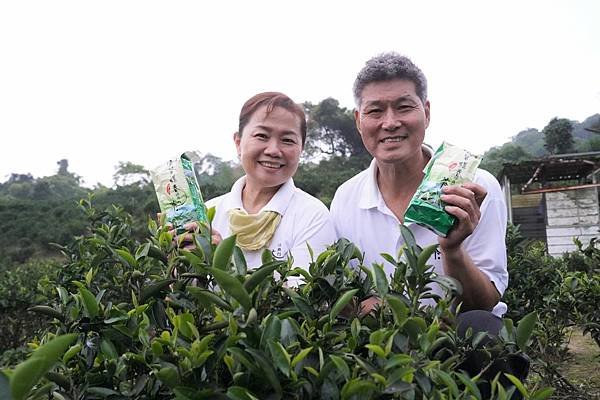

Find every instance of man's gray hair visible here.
[353,52,428,107]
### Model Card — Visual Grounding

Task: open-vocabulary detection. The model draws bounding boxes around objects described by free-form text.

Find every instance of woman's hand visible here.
[438,182,487,252]
[169,222,223,249]
[158,214,223,248]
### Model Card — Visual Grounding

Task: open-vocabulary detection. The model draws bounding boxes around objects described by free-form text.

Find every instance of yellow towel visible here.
[228,209,282,251]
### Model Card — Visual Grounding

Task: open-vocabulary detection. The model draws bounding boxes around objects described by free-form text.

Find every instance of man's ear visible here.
[424,100,431,129]
[233,132,241,157]
[354,109,362,136]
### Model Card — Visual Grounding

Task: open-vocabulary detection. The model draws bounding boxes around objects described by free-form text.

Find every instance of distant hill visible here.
[481,114,600,177]
[511,114,600,157]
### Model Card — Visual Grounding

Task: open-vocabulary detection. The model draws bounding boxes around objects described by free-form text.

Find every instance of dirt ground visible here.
[558,329,600,399]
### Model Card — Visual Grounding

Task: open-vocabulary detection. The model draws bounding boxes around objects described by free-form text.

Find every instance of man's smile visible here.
[258,160,285,169]
[380,136,407,143]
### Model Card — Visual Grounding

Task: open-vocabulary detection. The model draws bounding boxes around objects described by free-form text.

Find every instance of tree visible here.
[56,159,70,176]
[480,143,531,177]
[543,118,574,155]
[576,136,600,152]
[193,153,242,200]
[113,161,150,187]
[304,98,369,161]
[513,128,547,157]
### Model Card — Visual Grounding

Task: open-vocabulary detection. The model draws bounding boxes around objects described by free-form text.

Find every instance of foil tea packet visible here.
[404,142,481,237]
[150,151,208,233]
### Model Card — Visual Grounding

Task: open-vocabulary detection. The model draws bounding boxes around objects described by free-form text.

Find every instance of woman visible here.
[206,92,336,277]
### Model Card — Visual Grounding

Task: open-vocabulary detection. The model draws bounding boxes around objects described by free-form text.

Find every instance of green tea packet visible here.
[150,151,208,234]
[404,142,481,237]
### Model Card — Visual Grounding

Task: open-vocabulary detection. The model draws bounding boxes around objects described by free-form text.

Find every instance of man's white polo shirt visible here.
[330,158,509,317]
[207,176,337,273]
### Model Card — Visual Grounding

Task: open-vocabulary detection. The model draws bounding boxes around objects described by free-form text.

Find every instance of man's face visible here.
[355,79,430,164]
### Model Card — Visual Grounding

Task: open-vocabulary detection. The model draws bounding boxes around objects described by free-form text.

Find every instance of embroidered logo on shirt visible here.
[271,243,286,260]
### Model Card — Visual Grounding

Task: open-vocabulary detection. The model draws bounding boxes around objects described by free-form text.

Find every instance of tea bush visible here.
[0,260,61,353]
[0,205,550,400]
[503,226,571,358]
[502,224,600,399]
[504,226,600,354]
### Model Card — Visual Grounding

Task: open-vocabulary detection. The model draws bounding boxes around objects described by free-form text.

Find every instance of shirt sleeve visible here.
[286,200,337,285]
[464,171,509,295]
[329,187,345,239]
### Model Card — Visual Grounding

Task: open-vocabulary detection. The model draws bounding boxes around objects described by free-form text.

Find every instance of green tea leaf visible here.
[180,250,204,267]
[340,378,377,400]
[116,248,138,268]
[329,355,350,380]
[243,261,283,293]
[155,366,179,388]
[27,305,64,322]
[386,294,408,324]
[380,253,397,267]
[261,248,274,264]
[245,348,282,398]
[227,386,259,400]
[187,287,232,311]
[228,348,258,374]
[365,344,386,358]
[100,338,118,360]
[433,370,459,397]
[330,289,359,321]
[417,244,438,267]
[268,341,291,378]
[504,373,528,398]
[291,347,313,368]
[516,311,537,351]
[140,279,176,304]
[233,246,247,276]
[372,263,389,298]
[431,275,462,296]
[456,372,482,399]
[85,268,94,286]
[207,206,216,224]
[284,288,315,319]
[10,334,77,400]
[213,235,236,270]
[209,268,251,311]
[530,387,555,400]
[135,242,151,260]
[400,225,417,251]
[73,282,99,318]
[384,354,413,370]
[404,317,427,344]
[62,343,82,364]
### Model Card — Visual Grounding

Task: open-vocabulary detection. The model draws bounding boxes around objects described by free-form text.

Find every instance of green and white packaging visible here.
[150,152,208,233]
[404,142,481,237]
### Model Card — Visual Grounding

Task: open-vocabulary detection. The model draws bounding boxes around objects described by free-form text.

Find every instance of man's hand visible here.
[438,182,486,251]
[359,296,382,317]
[436,182,500,311]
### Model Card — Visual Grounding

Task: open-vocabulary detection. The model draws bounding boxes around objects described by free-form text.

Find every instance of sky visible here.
[1,1,599,187]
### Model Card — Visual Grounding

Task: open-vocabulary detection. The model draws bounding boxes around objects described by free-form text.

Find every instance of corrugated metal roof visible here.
[500,152,600,185]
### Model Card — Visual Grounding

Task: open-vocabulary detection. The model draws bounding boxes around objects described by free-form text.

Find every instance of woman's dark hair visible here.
[238,92,307,145]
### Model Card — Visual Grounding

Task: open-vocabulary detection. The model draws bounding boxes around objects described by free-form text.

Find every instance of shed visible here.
[499,152,600,256]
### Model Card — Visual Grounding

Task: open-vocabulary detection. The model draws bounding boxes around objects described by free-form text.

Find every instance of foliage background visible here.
[0,103,599,398]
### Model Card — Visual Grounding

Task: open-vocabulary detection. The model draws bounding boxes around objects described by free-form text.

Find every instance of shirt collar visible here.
[358,143,435,211]
[358,159,382,210]
[229,176,295,215]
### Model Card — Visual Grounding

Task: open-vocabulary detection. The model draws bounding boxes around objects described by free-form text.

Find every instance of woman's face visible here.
[235,105,303,190]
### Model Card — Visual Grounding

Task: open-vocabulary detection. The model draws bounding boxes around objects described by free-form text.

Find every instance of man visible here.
[330,53,508,331]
